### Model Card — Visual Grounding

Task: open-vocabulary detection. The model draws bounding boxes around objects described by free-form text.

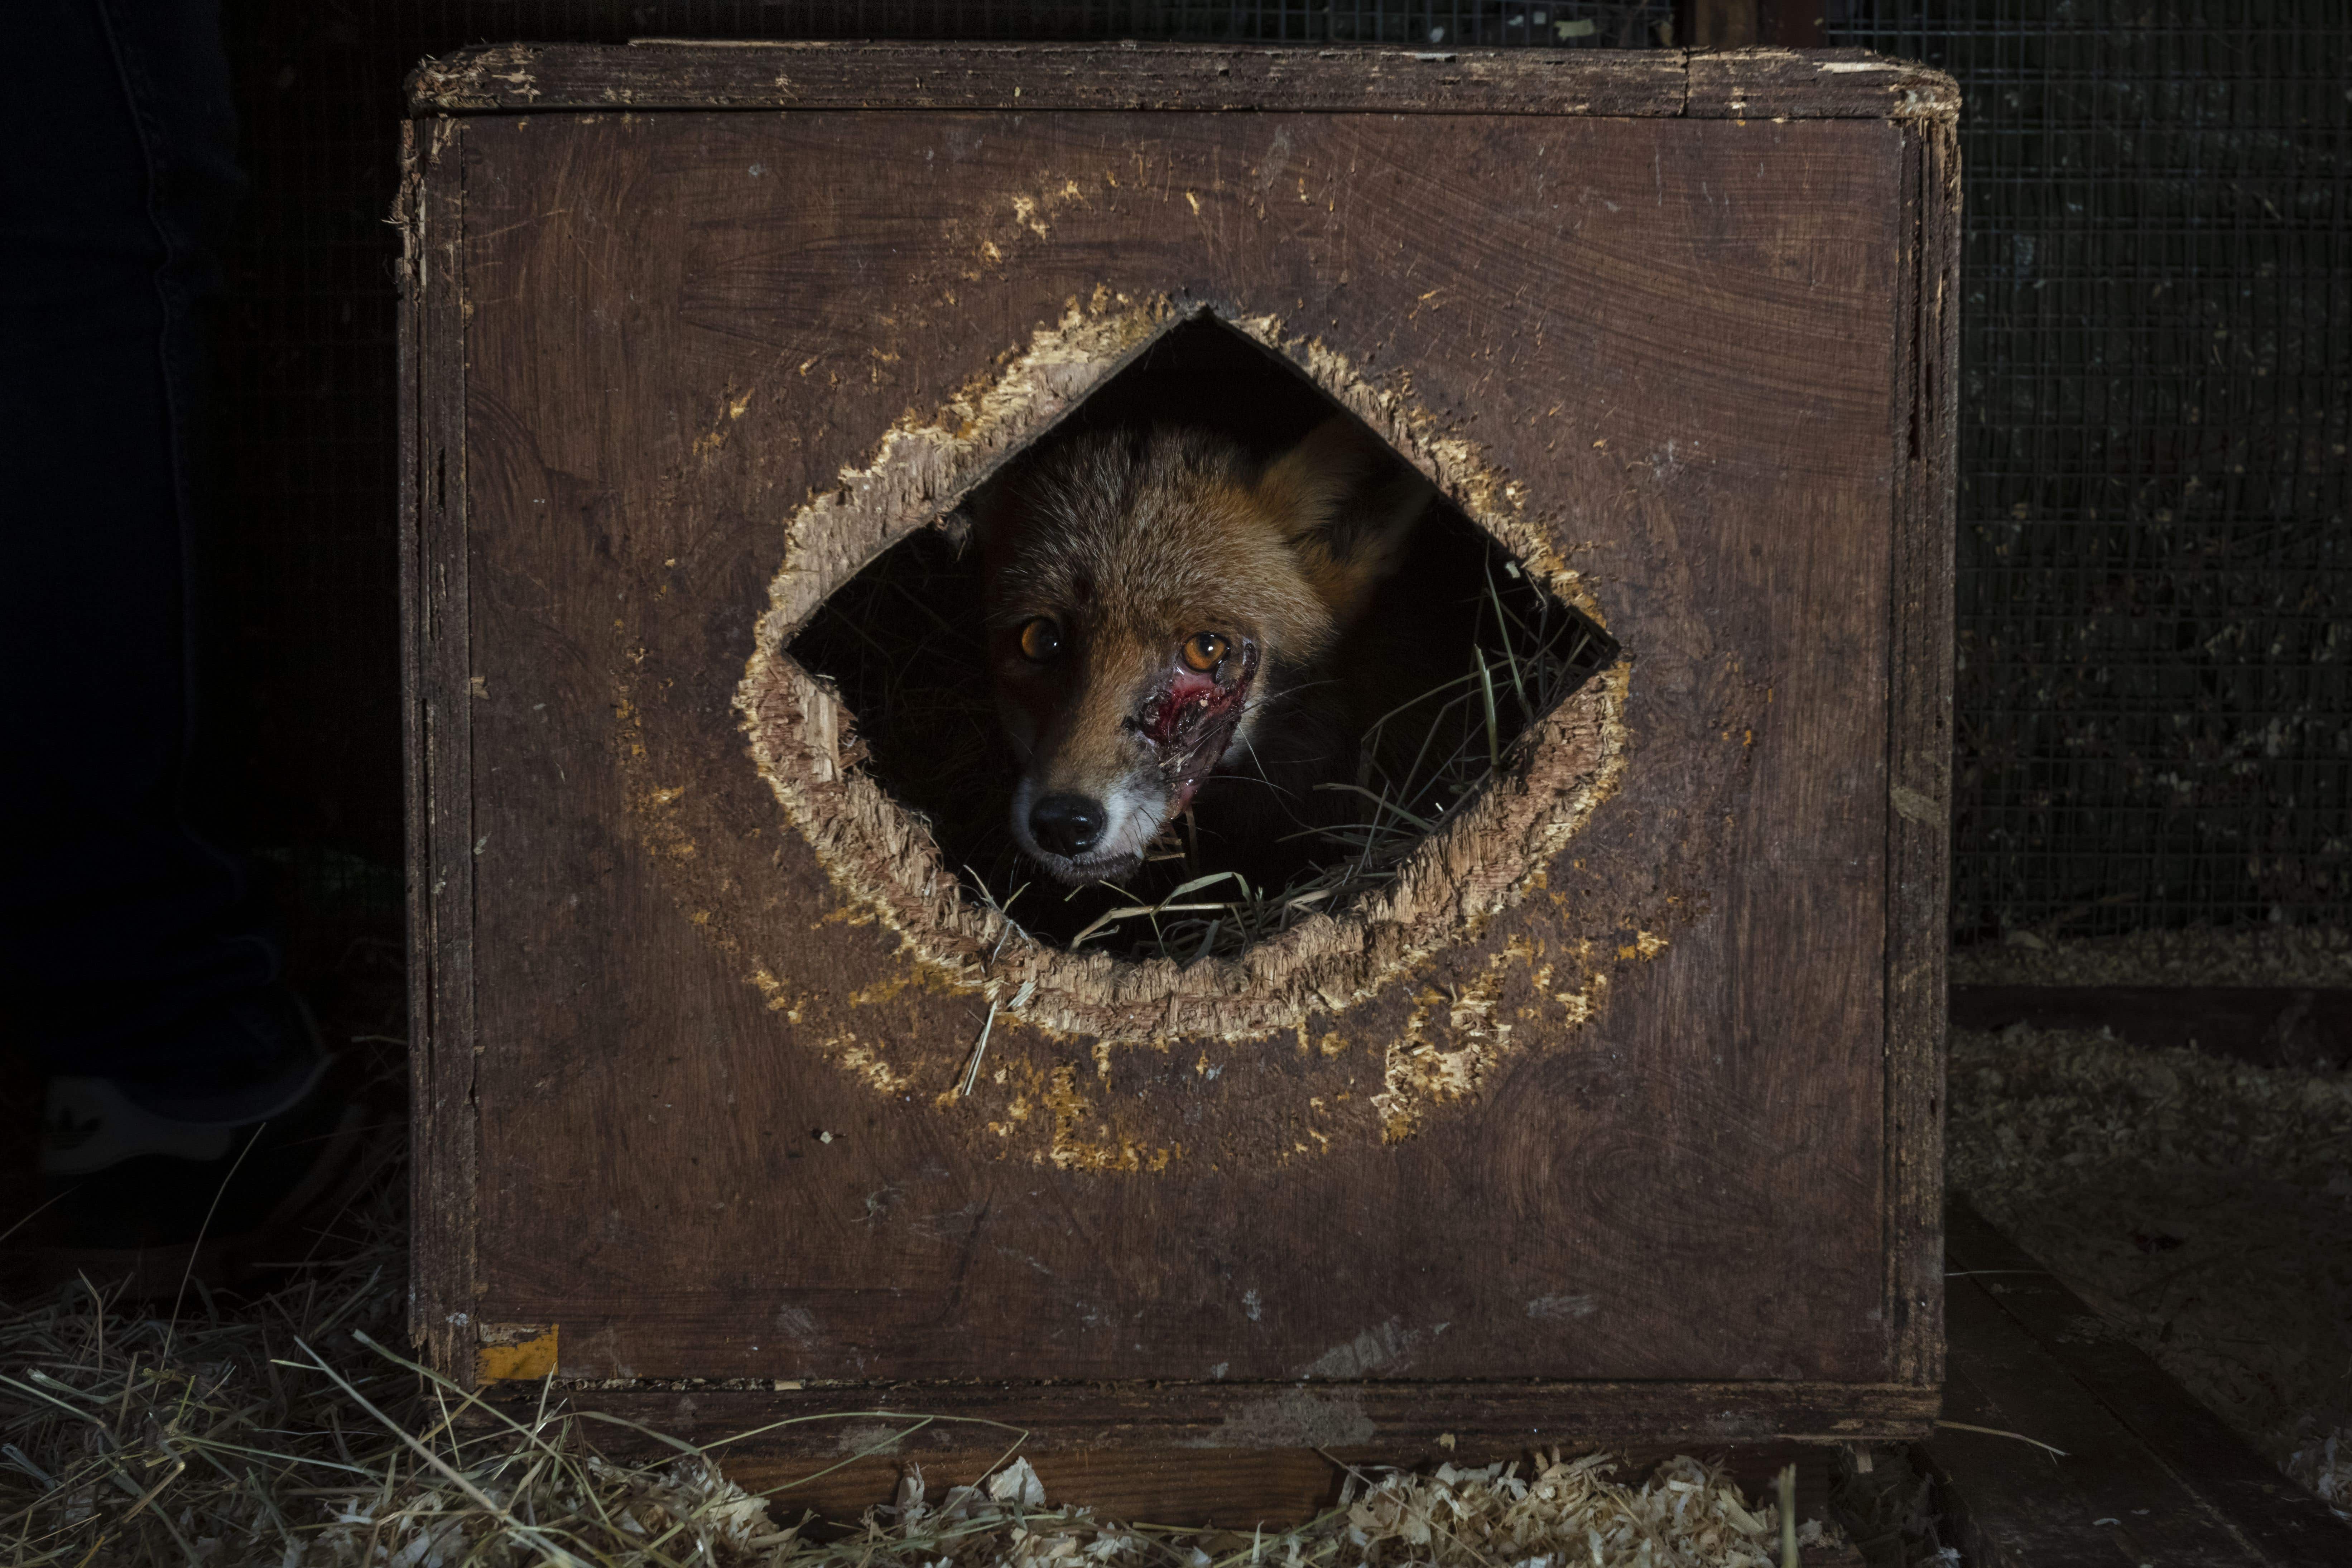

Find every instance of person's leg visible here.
[3,1,383,1282]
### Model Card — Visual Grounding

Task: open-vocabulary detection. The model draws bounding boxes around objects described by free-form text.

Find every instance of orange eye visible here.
[1181,632,1228,673]
[1018,616,1063,663]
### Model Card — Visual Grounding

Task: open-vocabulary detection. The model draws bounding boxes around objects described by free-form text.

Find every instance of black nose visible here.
[1029,793,1105,857]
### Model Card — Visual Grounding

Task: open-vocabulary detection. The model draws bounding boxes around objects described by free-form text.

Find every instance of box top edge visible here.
[404,41,1959,125]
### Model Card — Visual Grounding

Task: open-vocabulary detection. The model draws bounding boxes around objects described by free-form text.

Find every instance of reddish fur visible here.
[978,419,1432,884]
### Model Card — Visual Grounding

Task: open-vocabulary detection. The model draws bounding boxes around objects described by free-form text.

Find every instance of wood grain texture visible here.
[1950,986,2352,1072]
[403,41,1957,123]
[399,117,479,1371]
[737,1448,1350,1530]
[1685,49,1954,121]
[402,80,1954,1441]
[1883,121,1958,1390]
[448,109,1894,1379]
[1930,1204,2352,1567]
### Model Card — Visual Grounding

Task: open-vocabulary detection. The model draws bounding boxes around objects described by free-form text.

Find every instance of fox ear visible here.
[968,475,1032,586]
[1257,417,1435,629]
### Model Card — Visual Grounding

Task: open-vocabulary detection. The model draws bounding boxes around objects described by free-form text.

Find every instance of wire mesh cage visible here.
[216,0,2346,939]
[1827,0,2352,937]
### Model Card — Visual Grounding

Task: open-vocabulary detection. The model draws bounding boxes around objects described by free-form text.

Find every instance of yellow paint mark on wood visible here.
[476,1326,557,1383]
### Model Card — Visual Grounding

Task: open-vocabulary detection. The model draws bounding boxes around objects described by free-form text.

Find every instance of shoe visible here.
[27,988,399,1296]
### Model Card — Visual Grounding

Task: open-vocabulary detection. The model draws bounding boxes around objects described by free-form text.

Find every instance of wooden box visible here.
[399,41,1958,1485]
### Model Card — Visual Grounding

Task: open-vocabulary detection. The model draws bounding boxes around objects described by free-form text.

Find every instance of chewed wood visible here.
[736,303,1630,1048]
[401,44,1956,1433]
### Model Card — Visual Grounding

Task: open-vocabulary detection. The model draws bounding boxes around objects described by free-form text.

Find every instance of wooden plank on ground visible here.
[1928,1200,2352,1567]
[1949,986,2352,1072]
[547,1381,1936,1460]
[737,1447,1341,1529]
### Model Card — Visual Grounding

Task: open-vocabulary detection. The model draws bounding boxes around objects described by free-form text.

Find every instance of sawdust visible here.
[732,294,1632,1123]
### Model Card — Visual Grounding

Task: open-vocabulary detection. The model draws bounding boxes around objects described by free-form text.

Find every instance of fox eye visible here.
[1018,616,1063,663]
[1181,632,1228,673]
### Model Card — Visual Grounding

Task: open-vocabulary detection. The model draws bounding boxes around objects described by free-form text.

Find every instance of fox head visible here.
[977,418,1432,887]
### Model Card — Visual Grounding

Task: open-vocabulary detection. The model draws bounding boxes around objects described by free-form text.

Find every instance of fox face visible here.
[978,420,1431,887]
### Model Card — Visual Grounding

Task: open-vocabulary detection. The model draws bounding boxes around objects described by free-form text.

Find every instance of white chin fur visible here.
[1010,773,1169,886]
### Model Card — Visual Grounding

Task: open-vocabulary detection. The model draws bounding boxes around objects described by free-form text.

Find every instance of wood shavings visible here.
[1324,1452,1820,1568]
[734,297,1631,1060]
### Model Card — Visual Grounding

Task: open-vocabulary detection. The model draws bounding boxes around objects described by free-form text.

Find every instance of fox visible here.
[975,417,1437,888]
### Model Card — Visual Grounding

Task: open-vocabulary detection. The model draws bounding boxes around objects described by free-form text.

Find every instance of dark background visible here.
[205,0,2347,948]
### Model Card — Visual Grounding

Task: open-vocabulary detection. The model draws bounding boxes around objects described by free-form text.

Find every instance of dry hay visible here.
[1947,1019,2352,1513]
[1,1194,1828,1567]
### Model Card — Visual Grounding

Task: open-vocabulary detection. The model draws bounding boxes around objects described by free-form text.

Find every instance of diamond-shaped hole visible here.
[788,314,1617,960]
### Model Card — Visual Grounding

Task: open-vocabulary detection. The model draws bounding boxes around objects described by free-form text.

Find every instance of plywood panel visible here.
[402,46,1955,1441]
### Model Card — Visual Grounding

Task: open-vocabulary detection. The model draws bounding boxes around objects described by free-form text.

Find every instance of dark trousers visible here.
[2,0,280,1093]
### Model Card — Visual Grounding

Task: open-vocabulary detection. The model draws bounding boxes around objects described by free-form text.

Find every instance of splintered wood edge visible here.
[399,117,482,1373]
[1882,120,1958,1386]
[404,42,1959,125]
[733,298,1630,1046]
